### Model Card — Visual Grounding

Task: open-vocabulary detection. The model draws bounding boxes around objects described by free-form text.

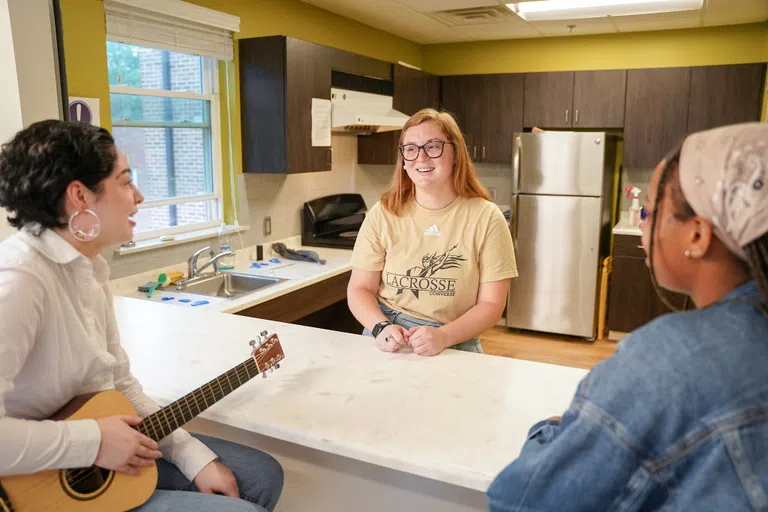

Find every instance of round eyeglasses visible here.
[399,140,452,161]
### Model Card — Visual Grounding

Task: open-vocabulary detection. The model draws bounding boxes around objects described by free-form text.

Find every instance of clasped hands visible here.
[374,324,449,356]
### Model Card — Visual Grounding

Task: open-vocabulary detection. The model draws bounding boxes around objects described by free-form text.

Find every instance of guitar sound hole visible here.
[60,466,114,499]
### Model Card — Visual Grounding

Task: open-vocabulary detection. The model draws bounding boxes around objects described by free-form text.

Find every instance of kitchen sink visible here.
[174,272,284,298]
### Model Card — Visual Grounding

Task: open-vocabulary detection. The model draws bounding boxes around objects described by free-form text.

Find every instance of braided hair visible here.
[647,143,694,311]
[744,235,768,312]
[648,143,768,315]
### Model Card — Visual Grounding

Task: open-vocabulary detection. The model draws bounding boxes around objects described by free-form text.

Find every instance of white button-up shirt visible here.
[0,227,216,480]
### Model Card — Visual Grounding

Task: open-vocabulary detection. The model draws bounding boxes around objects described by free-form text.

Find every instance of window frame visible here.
[107,45,223,242]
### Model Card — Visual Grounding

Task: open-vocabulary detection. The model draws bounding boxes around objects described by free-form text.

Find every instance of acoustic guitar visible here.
[0,332,285,512]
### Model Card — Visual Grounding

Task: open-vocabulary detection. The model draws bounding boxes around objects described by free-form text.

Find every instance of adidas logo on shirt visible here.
[424,224,441,237]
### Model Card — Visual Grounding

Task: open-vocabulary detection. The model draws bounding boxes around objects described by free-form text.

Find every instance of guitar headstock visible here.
[249,331,285,377]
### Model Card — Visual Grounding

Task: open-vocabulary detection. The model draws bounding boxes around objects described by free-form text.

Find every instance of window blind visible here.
[104,0,239,61]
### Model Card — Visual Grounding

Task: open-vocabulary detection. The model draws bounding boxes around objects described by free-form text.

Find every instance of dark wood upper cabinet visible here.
[623,67,691,169]
[687,63,766,134]
[441,75,478,150]
[524,70,626,129]
[394,65,440,115]
[240,36,331,174]
[523,72,575,128]
[442,73,524,163]
[481,74,524,163]
[240,36,392,174]
[572,70,627,128]
[358,65,440,165]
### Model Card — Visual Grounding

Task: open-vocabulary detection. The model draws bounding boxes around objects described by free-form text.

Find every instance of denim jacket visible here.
[488,281,768,511]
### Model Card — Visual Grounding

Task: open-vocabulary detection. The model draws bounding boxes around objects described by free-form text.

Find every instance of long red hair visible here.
[380,109,491,216]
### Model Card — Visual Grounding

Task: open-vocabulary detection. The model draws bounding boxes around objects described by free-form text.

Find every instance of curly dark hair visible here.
[0,120,117,234]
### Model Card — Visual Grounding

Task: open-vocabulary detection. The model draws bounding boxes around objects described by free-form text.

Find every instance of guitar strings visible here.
[64,360,262,487]
[64,352,281,488]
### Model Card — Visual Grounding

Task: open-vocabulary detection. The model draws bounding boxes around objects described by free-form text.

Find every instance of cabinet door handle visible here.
[482,146,486,159]
[473,146,477,160]
[565,109,569,124]
[575,109,579,125]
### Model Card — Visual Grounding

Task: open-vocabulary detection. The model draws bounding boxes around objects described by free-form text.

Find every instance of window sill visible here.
[114,225,250,256]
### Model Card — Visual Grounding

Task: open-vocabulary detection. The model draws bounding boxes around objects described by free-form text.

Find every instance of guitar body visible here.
[2,390,157,512]
[1,332,285,512]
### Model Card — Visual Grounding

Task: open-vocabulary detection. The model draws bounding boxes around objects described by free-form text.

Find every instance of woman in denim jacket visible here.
[488,122,768,511]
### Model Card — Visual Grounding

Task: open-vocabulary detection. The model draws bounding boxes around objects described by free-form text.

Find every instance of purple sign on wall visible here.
[69,100,93,124]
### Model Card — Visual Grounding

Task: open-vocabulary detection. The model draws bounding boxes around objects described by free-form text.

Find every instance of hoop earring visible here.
[68,209,101,243]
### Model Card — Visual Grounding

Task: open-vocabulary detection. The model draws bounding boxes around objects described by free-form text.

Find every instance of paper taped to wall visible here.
[311,98,331,147]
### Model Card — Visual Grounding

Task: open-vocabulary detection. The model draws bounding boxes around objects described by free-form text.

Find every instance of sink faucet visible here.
[197,249,236,275]
[188,246,215,279]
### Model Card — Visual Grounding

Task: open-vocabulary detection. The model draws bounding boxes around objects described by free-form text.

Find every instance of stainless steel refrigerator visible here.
[506,131,616,339]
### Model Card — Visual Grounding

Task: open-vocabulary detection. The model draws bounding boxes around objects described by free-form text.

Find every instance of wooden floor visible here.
[480,326,619,370]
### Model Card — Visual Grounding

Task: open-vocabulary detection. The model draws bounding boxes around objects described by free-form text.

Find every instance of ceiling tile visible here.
[301,0,472,44]
[300,0,767,44]
[452,20,541,39]
[402,0,501,14]
[529,17,618,37]
[701,0,768,26]
[613,10,703,32]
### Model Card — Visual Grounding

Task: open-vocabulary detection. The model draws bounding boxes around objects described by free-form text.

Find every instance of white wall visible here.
[0,0,24,241]
[8,0,62,124]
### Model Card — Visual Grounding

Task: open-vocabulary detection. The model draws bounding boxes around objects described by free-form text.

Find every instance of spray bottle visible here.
[626,187,642,227]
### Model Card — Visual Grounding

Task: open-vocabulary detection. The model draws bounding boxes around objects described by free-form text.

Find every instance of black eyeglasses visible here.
[399,140,452,161]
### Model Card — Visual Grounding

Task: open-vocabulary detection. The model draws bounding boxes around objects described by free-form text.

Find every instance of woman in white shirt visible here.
[0,120,283,512]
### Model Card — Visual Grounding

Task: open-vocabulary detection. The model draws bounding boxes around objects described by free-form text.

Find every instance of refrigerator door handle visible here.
[511,136,523,249]
[512,194,520,250]
[512,136,522,196]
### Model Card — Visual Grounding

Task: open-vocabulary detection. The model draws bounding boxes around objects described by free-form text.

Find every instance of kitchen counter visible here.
[111,236,353,314]
[116,296,587,511]
[612,212,642,237]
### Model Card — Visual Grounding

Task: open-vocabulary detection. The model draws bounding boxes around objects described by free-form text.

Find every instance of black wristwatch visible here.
[371,320,392,338]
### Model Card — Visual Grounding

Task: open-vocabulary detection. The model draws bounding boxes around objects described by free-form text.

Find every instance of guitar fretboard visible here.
[136,356,262,442]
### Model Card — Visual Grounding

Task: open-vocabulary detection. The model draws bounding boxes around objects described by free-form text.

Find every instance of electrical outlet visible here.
[263,216,271,236]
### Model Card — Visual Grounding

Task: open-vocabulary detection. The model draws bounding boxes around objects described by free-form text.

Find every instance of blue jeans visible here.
[133,434,283,512]
[363,302,483,353]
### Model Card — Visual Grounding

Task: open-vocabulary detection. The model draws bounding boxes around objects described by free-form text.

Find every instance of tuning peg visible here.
[249,339,256,348]
[275,364,280,369]
[260,330,268,338]
[262,373,267,379]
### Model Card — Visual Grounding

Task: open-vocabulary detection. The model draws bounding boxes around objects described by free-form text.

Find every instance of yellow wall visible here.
[59,0,422,223]
[423,22,768,75]
[763,27,768,122]
[188,0,421,68]
[59,0,112,128]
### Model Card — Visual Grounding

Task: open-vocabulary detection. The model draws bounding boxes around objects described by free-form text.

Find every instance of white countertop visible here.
[115,296,587,492]
[612,212,642,237]
[112,236,353,314]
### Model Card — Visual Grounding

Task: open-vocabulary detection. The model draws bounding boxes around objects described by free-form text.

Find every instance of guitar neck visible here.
[136,356,261,442]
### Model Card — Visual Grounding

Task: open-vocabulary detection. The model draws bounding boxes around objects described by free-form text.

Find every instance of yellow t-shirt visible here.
[351,196,518,325]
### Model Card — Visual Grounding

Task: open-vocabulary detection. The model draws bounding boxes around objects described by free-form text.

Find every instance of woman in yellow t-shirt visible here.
[348,109,517,356]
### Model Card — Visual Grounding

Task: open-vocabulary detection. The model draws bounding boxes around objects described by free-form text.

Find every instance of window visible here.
[107,41,222,240]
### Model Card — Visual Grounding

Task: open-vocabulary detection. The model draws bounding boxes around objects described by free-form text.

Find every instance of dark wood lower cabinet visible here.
[235,270,363,335]
[608,235,690,333]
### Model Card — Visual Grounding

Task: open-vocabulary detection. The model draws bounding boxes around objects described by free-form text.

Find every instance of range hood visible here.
[331,88,409,134]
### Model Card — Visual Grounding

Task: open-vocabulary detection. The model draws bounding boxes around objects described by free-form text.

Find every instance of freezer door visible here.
[514,132,606,197]
[506,194,602,338]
